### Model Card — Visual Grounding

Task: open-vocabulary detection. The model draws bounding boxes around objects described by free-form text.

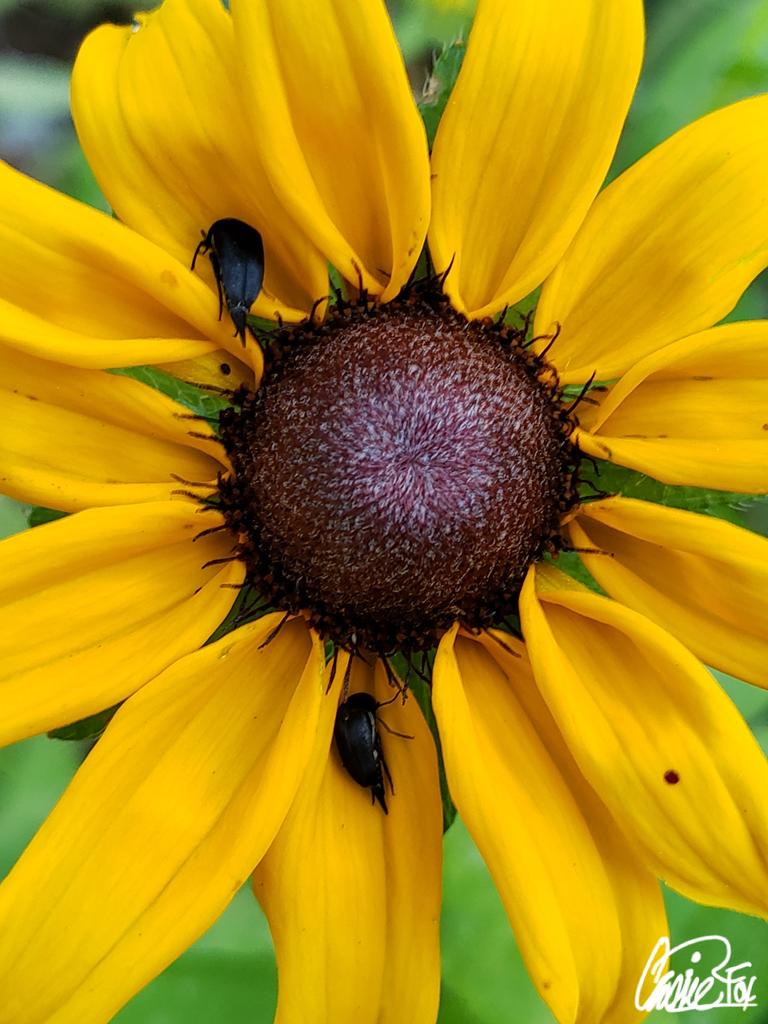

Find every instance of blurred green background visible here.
[2,0,768,1020]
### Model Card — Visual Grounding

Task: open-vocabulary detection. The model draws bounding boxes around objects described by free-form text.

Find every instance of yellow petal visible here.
[430,0,643,318]
[0,615,324,1024]
[521,564,768,917]
[254,656,442,1024]
[575,322,768,492]
[0,160,240,361]
[537,94,768,384]
[372,663,442,1024]
[232,0,430,300]
[571,497,768,689]
[433,626,665,1024]
[0,296,214,369]
[0,346,226,511]
[153,350,256,393]
[0,500,242,746]
[71,0,328,316]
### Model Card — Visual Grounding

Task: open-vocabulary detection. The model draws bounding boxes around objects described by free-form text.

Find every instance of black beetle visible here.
[191,218,265,345]
[334,692,410,814]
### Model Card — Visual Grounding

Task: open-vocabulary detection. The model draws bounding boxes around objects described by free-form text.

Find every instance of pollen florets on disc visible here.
[218,288,578,654]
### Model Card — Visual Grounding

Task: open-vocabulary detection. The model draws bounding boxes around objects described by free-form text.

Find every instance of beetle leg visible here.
[372,779,389,814]
[376,717,414,741]
[209,250,224,321]
[190,231,209,271]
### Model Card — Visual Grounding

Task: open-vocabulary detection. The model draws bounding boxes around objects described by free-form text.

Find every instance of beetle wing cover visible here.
[334,706,379,787]
[214,219,265,311]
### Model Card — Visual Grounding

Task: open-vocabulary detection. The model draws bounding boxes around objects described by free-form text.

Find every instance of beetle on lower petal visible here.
[334,692,414,813]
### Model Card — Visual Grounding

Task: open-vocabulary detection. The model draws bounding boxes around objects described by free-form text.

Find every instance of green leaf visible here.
[407,669,458,833]
[110,366,229,421]
[440,819,553,1024]
[419,38,467,147]
[612,0,768,179]
[651,868,768,1023]
[0,55,69,122]
[114,951,277,1024]
[395,1,475,64]
[607,0,768,323]
[47,705,120,743]
[0,496,30,538]
[549,550,604,595]
[568,464,768,591]
[51,140,111,212]
[328,263,345,298]
[204,587,279,647]
[0,736,79,876]
[26,506,68,528]
[437,984,489,1024]
[580,461,763,529]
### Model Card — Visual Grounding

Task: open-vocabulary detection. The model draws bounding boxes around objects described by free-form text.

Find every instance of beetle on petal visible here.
[191,217,265,344]
[333,691,397,813]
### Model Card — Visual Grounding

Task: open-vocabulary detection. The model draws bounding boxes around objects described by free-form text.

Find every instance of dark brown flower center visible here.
[219,298,573,653]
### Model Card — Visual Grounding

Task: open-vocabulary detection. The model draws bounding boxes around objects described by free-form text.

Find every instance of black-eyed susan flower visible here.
[2,1,768,1022]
